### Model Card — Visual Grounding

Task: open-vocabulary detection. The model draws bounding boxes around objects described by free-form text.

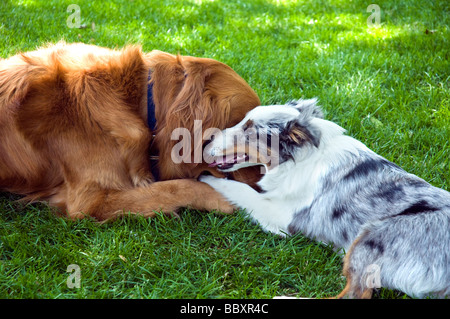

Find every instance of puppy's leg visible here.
[336,231,375,299]
[338,214,449,299]
[200,175,289,235]
[336,270,374,299]
[64,179,235,221]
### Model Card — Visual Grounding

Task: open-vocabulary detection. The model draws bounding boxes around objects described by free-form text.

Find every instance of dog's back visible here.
[0,42,150,207]
[288,148,450,250]
[0,45,64,195]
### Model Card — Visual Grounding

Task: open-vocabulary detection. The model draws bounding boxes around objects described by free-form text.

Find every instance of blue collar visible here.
[147,72,159,181]
[147,73,157,132]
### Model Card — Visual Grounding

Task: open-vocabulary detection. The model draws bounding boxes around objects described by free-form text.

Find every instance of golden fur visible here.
[0,42,261,220]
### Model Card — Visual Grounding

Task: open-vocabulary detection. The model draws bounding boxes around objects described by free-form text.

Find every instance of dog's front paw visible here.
[197,175,235,214]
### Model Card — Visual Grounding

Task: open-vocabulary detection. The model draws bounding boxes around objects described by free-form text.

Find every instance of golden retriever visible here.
[0,42,261,220]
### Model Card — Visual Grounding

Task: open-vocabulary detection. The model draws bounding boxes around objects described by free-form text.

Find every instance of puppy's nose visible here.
[210,147,220,157]
[203,140,220,156]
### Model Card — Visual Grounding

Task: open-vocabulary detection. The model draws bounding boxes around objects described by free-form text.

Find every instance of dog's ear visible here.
[277,119,321,163]
[287,98,324,119]
[284,119,321,148]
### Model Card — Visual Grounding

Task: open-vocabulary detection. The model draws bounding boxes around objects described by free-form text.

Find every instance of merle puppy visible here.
[200,99,450,299]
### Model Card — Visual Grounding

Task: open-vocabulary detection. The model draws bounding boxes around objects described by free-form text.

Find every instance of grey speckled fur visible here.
[287,149,450,298]
[201,100,450,298]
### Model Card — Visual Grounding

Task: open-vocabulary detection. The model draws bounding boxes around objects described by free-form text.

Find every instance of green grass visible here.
[0,198,345,298]
[0,0,448,299]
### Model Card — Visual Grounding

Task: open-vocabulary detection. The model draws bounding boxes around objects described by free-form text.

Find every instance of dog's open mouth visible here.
[208,153,249,170]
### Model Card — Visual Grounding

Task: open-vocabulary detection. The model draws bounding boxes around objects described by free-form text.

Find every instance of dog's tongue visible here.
[208,158,225,167]
[209,154,247,167]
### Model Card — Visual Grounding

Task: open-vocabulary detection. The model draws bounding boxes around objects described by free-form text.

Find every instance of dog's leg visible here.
[335,231,375,299]
[63,179,235,221]
[200,175,289,235]
[337,214,449,299]
[336,272,374,299]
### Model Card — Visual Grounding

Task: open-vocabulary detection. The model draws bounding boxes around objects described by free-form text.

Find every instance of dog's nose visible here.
[210,146,225,157]
[210,147,219,157]
[203,140,220,157]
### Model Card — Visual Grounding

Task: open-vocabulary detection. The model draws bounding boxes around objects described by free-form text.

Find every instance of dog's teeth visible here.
[209,154,248,169]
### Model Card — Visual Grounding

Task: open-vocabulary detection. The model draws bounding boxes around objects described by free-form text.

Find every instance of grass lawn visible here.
[0,0,448,299]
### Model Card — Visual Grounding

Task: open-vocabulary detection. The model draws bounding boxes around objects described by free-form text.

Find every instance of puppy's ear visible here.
[284,120,321,148]
[287,98,324,119]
